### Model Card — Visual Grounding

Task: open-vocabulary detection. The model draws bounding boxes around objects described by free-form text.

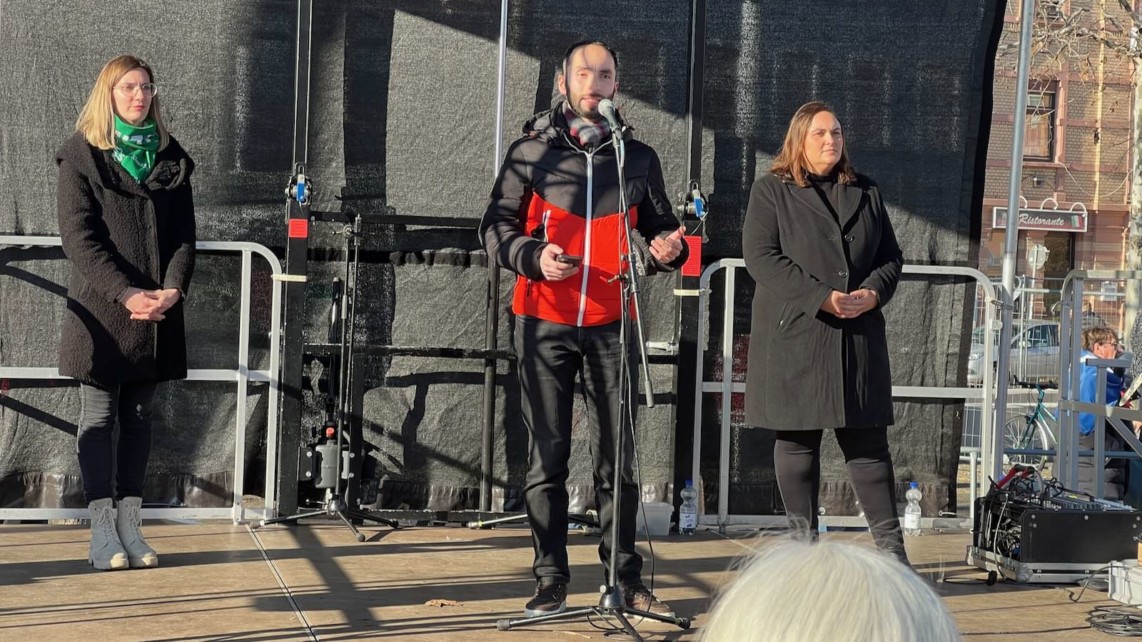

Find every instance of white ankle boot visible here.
[116,496,159,568]
[88,498,128,570]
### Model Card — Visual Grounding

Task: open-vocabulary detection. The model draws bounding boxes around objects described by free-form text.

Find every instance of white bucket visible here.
[636,501,673,537]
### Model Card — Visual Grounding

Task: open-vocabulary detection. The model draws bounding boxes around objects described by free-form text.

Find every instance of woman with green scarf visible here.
[56,55,196,571]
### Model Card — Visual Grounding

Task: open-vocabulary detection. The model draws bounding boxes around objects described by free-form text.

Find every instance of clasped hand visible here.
[821,289,876,319]
[123,287,181,321]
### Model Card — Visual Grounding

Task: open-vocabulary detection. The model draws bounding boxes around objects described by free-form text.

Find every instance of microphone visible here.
[598,98,621,131]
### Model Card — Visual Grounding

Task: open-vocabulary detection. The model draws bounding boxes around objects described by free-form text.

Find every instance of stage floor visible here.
[0,520,1124,641]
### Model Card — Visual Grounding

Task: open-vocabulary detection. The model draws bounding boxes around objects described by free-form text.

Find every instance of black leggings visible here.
[774,427,906,562]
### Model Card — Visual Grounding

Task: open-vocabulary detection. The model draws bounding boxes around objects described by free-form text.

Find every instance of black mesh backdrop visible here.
[0,0,299,508]
[0,1,1001,516]
[369,0,693,511]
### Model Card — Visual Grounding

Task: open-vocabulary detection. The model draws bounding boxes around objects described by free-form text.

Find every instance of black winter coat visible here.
[56,131,196,386]
[742,172,902,430]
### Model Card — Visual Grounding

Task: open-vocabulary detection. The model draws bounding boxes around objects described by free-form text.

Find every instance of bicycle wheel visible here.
[1003,413,1049,468]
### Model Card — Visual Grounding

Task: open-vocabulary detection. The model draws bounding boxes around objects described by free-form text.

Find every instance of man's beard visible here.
[568,92,608,122]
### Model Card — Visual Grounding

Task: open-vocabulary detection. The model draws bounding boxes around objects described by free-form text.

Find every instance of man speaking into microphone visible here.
[479,39,687,619]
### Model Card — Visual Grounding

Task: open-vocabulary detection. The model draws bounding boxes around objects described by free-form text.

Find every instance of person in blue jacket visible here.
[1078,326,1126,499]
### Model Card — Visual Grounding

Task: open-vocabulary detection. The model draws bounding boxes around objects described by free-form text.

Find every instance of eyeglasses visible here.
[1101,339,1119,347]
[114,83,158,98]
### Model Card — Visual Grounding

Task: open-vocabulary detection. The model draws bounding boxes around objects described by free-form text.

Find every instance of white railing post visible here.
[0,236,283,523]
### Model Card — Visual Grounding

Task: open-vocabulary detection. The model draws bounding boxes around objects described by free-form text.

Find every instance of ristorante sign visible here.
[991,206,1087,233]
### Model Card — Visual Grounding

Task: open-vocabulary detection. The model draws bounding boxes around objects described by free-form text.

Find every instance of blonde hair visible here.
[75,55,169,151]
[700,538,961,642]
[1082,326,1117,351]
[770,101,856,188]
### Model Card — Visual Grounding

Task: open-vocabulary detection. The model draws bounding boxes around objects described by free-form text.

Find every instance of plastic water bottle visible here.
[903,481,922,537]
[679,480,699,535]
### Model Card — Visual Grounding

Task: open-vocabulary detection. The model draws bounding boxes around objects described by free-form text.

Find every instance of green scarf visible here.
[112,116,159,182]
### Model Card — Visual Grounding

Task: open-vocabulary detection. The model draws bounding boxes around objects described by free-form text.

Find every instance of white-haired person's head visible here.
[700,537,960,642]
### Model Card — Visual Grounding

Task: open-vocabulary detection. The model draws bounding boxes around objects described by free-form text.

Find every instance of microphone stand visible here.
[495,117,690,639]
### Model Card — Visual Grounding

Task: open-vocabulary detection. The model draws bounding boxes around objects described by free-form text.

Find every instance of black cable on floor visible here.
[1087,606,1142,636]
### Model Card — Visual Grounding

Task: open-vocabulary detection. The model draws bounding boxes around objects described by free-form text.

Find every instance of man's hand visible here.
[539,244,579,281]
[820,289,878,319]
[123,287,165,321]
[649,227,685,263]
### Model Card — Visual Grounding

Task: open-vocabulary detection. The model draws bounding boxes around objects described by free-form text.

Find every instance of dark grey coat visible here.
[742,172,902,430]
[56,131,196,387]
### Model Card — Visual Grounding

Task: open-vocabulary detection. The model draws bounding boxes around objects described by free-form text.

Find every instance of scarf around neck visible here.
[563,103,611,149]
[112,115,159,182]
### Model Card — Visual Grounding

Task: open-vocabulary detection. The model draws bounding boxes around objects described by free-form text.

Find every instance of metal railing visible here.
[691,259,999,530]
[1056,270,1142,495]
[0,236,283,523]
[965,275,1127,390]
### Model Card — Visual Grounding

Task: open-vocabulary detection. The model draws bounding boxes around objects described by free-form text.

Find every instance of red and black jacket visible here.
[479,105,688,327]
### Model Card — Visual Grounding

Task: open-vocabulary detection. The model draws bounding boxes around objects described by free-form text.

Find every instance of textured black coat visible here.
[742,172,902,430]
[56,132,196,387]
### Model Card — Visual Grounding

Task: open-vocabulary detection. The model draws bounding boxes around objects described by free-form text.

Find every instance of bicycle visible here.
[1002,385,1057,469]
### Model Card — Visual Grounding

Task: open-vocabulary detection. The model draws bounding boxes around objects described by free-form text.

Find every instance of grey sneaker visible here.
[524,581,567,618]
[622,582,675,618]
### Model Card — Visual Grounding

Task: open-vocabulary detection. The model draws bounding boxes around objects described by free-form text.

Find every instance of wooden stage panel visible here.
[0,524,1124,640]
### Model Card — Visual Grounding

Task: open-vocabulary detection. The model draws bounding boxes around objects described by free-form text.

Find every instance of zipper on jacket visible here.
[577,149,594,327]
[558,132,614,327]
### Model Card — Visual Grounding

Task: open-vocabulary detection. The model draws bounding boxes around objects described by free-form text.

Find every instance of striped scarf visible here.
[563,103,611,149]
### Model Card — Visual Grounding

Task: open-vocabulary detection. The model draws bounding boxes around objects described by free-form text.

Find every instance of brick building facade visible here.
[982,1,1134,326]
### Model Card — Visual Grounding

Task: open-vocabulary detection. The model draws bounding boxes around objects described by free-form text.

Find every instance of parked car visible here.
[967,320,1060,386]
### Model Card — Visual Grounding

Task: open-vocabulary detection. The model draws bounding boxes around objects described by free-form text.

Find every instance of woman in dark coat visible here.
[742,101,906,562]
[57,55,196,571]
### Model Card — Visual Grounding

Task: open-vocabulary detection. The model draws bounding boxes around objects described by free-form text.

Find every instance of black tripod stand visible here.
[258,213,398,542]
[495,114,690,640]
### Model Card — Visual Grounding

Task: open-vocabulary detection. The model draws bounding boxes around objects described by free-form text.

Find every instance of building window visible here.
[1023,87,1056,161]
[1013,0,1064,21]
[1040,0,1064,22]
